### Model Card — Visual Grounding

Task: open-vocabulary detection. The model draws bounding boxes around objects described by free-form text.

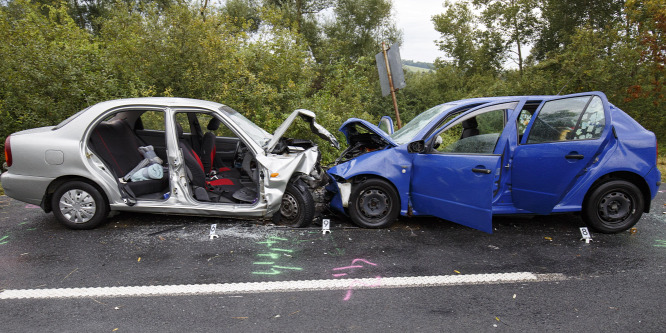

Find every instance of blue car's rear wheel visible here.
[349,178,399,228]
[51,181,109,230]
[583,180,644,233]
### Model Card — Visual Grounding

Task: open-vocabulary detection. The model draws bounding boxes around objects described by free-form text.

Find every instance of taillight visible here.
[4,135,11,167]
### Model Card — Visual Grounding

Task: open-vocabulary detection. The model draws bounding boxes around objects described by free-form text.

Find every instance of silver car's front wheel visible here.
[52,181,108,229]
[279,180,315,228]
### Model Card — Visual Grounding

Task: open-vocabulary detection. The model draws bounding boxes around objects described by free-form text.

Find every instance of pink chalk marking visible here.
[343,276,383,301]
[351,259,377,266]
[25,204,40,209]
[332,273,347,277]
[332,265,363,271]
[332,259,379,272]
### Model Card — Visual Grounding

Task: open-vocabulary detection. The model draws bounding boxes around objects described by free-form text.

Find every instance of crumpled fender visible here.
[327,146,412,215]
[259,146,321,217]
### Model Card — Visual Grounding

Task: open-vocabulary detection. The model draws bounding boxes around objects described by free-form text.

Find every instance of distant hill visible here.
[403,60,434,73]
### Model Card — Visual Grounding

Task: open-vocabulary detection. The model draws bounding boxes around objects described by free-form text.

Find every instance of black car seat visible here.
[200,118,241,178]
[461,117,480,139]
[89,118,169,197]
[176,123,254,203]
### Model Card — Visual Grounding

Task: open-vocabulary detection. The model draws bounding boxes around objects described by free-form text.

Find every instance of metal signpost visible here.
[376,42,406,129]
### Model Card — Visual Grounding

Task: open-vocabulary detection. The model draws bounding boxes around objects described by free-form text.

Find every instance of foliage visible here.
[0,0,664,170]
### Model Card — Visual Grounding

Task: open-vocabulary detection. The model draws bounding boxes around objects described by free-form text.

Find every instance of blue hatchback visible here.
[327,92,661,233]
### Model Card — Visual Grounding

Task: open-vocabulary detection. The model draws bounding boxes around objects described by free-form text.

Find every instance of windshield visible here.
[220,106,272,146]
[391,103,459,145]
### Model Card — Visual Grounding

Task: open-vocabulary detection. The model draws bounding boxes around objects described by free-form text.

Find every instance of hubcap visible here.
[59,189,96,224]
[280,193,299,220]
[358,189,389,219]
[598,191,633,223]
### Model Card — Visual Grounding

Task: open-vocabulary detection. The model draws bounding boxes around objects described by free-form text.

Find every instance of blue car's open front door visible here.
[410,154,501,233]
[511,92,611,214]
[409,101,518,233]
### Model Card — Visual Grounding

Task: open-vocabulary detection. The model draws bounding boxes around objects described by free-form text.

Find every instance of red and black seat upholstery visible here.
[201,118,241,178]
[89,118,169,197]
[176,124,252,203]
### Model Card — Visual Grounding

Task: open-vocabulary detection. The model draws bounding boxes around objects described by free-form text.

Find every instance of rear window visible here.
[53,107,89,130]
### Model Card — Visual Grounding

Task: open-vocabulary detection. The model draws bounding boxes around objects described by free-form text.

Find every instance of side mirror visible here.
[407,140,425,154]
[377,116,394,135]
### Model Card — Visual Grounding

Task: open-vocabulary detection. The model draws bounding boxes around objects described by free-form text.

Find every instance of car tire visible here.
[582,179,644,234]
[51,181,109,230]
[279,180,315,228]
[349,178,399,228]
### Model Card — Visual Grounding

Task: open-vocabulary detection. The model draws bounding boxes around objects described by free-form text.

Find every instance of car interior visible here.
[87,109,259,204]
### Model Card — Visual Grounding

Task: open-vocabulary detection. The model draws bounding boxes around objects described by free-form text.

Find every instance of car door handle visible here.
[472,168,492,174]
[565,154,584,160]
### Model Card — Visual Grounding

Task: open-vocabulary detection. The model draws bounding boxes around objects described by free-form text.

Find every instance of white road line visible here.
[0,272,565,300]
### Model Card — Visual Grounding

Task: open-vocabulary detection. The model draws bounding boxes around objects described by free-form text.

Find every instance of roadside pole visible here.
[381,42,403,129]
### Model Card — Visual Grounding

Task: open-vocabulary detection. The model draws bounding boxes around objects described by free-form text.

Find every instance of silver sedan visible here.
[1,98,339,229]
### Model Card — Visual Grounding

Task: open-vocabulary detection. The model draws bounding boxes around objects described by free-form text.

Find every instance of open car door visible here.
[511,92,611,214]
[409,102,517,233]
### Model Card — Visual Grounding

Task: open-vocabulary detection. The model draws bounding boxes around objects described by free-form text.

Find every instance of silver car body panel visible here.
[265,109,340,152]
[1,97,327,220]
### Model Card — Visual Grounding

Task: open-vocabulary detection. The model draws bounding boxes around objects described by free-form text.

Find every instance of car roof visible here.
[90,97,226,111]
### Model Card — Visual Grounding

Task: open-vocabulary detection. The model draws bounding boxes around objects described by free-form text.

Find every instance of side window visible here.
[526,96,605,144]
[175,112,191,134]
[139,110,165,131]
[516,102,540,142]
[197,113,237,138]
[432,103,515,154]
[572,96,605,140]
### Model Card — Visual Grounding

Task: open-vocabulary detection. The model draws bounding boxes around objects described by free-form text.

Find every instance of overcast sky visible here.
[392,0,446,64]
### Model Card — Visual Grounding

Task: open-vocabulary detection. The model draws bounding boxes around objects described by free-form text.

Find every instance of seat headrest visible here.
[207,118,221,131]
[462,117,478,129]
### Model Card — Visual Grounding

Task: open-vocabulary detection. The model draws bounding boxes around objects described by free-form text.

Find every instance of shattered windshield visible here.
[391,103,459,145]
[220,106,272,146]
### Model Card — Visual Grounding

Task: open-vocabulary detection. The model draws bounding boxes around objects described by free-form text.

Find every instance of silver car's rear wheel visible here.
[59,189,97,223]
[52,181,108,229]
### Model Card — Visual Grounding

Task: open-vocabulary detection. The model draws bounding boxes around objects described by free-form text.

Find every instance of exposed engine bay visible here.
[335,123,391,164]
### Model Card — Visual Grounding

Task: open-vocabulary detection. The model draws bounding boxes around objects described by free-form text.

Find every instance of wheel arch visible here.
[349,174,402,208]
[42,176,110,213]
[583,171,651,214]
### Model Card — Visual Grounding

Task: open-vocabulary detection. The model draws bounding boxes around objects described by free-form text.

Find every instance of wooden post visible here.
[382,42,402,129]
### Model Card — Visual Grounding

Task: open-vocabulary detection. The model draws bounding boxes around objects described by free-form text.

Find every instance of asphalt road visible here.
[0,188,665,332]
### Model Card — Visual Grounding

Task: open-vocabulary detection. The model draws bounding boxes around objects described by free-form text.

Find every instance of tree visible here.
[432,0,505,75]
[473,0,539,75]
[531,0,624,61]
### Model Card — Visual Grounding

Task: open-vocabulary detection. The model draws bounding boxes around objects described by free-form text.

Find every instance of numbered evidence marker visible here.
[322,219,331,235]
[210,223,219,240]
[579,227,592,243]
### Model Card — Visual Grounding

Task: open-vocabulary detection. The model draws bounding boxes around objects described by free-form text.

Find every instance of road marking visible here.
[0,272,565,300]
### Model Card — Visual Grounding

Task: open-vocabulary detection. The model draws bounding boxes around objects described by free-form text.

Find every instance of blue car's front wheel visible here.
[349,178,399,228]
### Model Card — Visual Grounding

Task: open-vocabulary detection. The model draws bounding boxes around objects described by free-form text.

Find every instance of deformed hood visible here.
[338,118,397,147]
[265,109,340,152]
